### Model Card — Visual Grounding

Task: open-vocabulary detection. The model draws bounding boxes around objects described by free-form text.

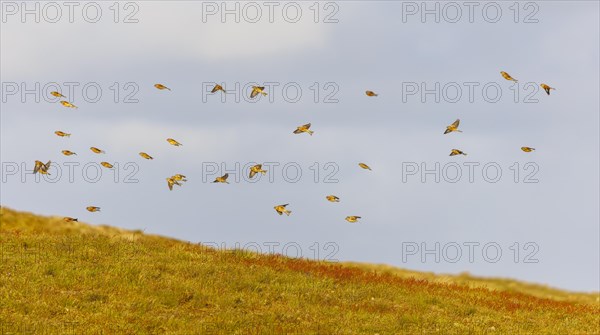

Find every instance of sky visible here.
[1,1,599,292]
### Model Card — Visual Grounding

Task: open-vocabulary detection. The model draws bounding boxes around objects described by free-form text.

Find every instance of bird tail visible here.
[457,130,463,133]
[308,130,314,136]
[65,134,71,137]
[285,210,291,216]
[261,92,267,96]
[261,170,267,175]
[463,153,467,156]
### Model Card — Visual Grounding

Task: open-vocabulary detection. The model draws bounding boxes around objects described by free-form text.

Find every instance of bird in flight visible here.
[521,147,535,152]
[274,204,291,216]
[33,160,51,175]
[449,149,467,156]
[86,206,101,212]
[60,101,78,108]
[500,71,518,82]
[167,138,182,146]
[540,84,555,95]
[358,163,372,171]
[249,164,267,179]
[63,217,78,222]
[444,119,462,134]
[54,131,71,137]
[90,147,105,154]
[293,123,314,136]
[213,173,230,184]
[345,216,362,223]
[326,195,340,202]
[166,177,182,191]
[365,90,378,97]
[211,84,226,93]
[51,91,66,98]
[250,86,267,98]
[139,152,153,160]
[154,83,171,91]
[101,162,114,169]
[61,150,77,156]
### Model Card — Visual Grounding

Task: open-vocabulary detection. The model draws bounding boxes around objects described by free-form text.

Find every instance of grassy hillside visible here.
[1,207,598,334]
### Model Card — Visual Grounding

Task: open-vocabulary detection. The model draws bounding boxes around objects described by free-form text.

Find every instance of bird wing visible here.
[250,89,259,98]
[293,128,302,134]
[249,170,256,179]
[223,173,229,180]
[452,119,460,128]
[34,161,42,173]
[304,123,311,129]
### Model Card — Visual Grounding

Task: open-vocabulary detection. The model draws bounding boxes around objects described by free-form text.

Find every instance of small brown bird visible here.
[326,195,340,202]
[521,147,535,152]
[293,123,314,136]
[90,147,105,154]
[51,91,65,98]
[139,152,153,160]
[33,160,51,174]
[500,71,518,82]
[345,216,361,223]
[250,86,267,98]
[86,206,101,212]
[540,84,555,95]
[274,204,291,216]
[173,174,187,182]
[63,217,78,222]
[211,84,226,93]
[365,90,378,97]
[213,173,229,184]
[358,163,371,171]
[167,138,182,146]
[154,83,171,91]
[101,162,114,169]
[61,150,77,156]
[449,149,467,156]
[249,164,267,178]
[444,119,462,134]
[60,101,78,108]
[54,131,71,137]
[166,177,182,191]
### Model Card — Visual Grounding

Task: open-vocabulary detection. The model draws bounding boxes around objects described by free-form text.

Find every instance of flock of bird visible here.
[35,71,550,224]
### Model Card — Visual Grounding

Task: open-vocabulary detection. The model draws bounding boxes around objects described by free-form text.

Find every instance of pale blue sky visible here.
[1,1,598,292]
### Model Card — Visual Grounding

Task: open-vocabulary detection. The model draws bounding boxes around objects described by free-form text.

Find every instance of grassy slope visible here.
[1,207,598,334]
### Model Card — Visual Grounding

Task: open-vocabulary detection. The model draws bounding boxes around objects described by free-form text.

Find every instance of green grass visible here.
[1,206,598,334]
